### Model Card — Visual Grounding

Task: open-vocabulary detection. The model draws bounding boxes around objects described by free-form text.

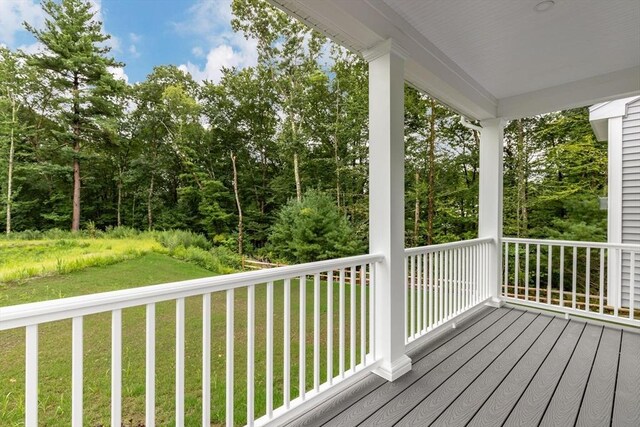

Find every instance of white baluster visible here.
[176,298,185,427]
[266,282,274,418]
[299,275,306,400]
[327,272,334,383]
[226,290,234,427]
[25,325,38,427]
[202,295,211,427]
[314,273,320,391]
[247,285,255,426]
[146,304,156,427]
[283,279,290,408]
[112,310,122,427]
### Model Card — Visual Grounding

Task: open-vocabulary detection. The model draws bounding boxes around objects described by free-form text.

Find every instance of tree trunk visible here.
[71,73,81,232]
[231,152,243,256]
[147,172,154,231]
[131,193,136,229]
[5,96,16,234]
[427,98,436,245]
[334,139,341,209]
[294,151,302,203]
[413,171,420,246]
[116,181,122,227]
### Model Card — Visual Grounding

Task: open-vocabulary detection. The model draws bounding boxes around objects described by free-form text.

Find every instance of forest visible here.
[0,0,608,264]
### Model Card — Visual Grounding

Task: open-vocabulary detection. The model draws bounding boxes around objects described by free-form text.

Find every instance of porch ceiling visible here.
[269,0,640,120]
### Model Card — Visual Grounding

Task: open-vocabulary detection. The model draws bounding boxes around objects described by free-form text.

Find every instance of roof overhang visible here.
[270,0,640,121]
[589,96,640,141]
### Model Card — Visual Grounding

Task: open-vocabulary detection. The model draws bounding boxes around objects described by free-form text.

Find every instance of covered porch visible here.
[1,0,639,426]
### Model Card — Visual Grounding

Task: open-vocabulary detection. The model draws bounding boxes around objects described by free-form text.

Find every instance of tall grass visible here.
[1,228,243,283]
[0,238,163,283]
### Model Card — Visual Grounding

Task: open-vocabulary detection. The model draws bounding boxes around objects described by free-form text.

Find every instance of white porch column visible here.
[607,116,623,308]
[365,39,412,381]
[478,118,507,304]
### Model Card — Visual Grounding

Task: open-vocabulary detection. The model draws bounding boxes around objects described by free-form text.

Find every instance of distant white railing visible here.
[503,237,640,327]
[404,238,493,345]
[0,253,383,427]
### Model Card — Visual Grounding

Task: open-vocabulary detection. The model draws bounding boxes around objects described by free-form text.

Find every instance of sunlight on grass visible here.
[0,238,164,283]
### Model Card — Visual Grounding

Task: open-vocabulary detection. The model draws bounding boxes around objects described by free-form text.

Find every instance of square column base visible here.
[485,297,505,308]
[373,355,412,382]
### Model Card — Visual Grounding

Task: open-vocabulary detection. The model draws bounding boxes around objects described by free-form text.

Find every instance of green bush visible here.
[169,245,236,275]
[210,246,243,271]
[268,189,364,263]
[104,226,140,238]
[154,230,212,252]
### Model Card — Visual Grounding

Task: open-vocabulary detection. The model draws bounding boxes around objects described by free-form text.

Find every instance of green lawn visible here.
[0,253,367,426]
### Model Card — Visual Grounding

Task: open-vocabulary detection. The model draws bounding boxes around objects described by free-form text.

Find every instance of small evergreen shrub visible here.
[268,189,364,263]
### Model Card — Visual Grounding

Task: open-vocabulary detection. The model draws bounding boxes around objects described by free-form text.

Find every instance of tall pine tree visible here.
[25,0,124,231]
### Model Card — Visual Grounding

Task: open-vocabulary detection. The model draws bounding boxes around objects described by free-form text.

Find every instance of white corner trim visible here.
[363,38,409,62]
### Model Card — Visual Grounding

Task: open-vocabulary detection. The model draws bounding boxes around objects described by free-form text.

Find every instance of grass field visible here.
[0,238,163,283]
[0,252,366,426]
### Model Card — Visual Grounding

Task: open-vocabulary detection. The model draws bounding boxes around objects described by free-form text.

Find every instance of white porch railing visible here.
[404,238,494,345]
[503,237,640,327]
[0,253,382,427]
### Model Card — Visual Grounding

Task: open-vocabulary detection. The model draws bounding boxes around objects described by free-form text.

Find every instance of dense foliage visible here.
[0,0,607,264]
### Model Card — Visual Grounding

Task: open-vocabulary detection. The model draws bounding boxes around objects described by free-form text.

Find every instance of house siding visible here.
[621,99,640,309]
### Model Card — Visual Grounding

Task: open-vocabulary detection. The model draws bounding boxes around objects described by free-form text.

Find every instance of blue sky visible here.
[0,0,258,84]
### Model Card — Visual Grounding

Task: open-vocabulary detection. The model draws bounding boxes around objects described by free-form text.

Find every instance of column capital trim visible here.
[363,39,409,62]
[479,117,508,129]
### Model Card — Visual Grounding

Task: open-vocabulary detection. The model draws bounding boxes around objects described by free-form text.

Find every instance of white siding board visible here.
[621,103,640,309]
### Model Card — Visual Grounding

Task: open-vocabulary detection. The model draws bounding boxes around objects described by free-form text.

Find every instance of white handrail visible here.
[503,237,640,252]
[404,237,494,256]
[0,253,383,330]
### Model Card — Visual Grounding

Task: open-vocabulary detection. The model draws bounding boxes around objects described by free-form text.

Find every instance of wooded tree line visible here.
[0,0,607,262]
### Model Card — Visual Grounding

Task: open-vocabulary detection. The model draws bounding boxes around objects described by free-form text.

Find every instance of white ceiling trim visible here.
[498,66,640,119]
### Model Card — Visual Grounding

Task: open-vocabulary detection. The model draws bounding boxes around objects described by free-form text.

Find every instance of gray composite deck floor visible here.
[288,306,640,427]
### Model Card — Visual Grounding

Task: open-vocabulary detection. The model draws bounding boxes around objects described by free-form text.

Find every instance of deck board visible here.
[575,327,621,427]
[289,306,640,427]
[397,313,550,426]
[328,310,524,427]
[322,308,514,426]
[612,330,640,426]
[538,324,602,427]
[430,316,565,427]
[382,311,537,426]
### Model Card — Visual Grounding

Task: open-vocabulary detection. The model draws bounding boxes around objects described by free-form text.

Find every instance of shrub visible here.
[155,230,211,253]
[268,189,364,263]
[210,246,243,271]
[170,245,236,275]
[104,226,140,239]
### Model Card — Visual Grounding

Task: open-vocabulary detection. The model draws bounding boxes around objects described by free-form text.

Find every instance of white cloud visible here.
[0,0,45,46]
[104,34,121,52]
[174,0,258,83]
[108,66,129,84]
[129,32,141,43]
[179,40,257,83]
[128,44,140,58]
[17,41,44,55]
[192,46,204,58]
